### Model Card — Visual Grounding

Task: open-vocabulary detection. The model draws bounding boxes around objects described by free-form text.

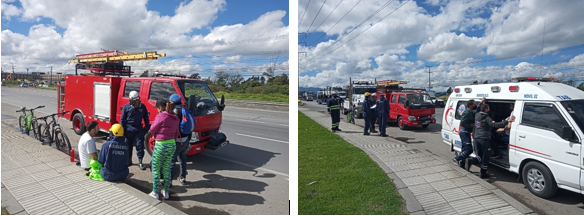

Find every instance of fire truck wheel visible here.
[398,116,408,130]
[522,161,558,199]
[72,113,86,135]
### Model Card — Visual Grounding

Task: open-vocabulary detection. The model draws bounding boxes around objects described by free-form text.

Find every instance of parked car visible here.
[1,82,6,86]
[20,83,28,88]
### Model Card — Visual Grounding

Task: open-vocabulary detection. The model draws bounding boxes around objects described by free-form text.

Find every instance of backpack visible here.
[178,105,195,134]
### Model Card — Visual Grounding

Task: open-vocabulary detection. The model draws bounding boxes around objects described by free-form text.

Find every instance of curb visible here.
[115,184,187,215]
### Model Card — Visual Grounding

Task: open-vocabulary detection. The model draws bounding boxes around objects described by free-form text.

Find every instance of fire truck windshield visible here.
[177,80,220,116]
[407,94,433,105]
[354,87,377,94]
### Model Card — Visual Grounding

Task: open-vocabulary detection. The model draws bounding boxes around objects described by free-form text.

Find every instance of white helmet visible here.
[129,91,140,101]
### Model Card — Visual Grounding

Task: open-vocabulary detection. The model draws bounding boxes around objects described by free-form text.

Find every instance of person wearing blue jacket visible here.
[376,94,390,137]
[120,91,150,170]
[362,92,373,135]
[98,124,129,182]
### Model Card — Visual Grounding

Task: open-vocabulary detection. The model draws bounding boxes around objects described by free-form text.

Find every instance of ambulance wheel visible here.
[422,124,429,128]
[72,113,85,135]
[522,161,558,198]
[146,133,155,157]
[398,116,408,130]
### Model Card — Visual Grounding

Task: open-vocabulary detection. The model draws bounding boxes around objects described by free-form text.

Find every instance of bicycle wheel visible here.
[38,124,52,144]
[31,120,40,141]
[18,115,29,135]
[55,130,72,152]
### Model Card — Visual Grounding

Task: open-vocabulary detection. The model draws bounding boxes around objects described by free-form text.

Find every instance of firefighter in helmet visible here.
[362,92,373,135]
[327,92,343,132]
[120,91,150,170]
[98,124,130,182]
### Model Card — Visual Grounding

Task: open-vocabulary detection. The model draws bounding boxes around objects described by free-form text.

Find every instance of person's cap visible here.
[169,94,182,104]
[153,98,168,108]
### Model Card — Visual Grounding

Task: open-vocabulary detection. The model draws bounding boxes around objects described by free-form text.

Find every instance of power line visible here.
[302,0,410,66]
[301,0,327,42]
[299,0,312,28]
[308,0,362,47]
[307,0,395,60]
[306,0,344,42]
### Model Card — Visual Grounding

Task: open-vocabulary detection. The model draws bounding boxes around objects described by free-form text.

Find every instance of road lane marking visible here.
[279,124,288,126]
[235,133,288,144]
[231,119,265,124]
[202,153,289,178]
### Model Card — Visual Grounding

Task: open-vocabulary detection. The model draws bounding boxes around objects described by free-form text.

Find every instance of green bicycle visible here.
[16,105,45,137]
[346,102,355,124]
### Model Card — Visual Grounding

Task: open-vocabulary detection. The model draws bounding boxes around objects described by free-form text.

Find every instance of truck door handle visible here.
[519,135,526,138]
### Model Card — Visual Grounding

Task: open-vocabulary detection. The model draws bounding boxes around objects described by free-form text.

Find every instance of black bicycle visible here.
[36,111,71,151]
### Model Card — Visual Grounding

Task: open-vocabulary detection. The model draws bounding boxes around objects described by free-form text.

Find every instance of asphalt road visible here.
[303,100,584,215]
[1,86,289,215]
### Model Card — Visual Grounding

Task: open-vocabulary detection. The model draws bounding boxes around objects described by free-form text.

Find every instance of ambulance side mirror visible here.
[561,126,575,141]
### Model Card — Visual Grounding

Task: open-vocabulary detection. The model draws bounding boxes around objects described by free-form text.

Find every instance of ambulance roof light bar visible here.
[512,77,554,82]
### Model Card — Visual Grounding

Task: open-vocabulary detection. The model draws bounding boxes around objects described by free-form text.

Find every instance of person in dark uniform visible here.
[120,91,150,170]
[369,93,378,133]
[466,103,514,178]
[327,92,343,132]
[376,94,390,137]
[362,92,373,135]
[98,124,129,182]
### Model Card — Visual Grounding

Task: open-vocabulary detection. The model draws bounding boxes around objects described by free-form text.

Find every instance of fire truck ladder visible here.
[69,50,166,77]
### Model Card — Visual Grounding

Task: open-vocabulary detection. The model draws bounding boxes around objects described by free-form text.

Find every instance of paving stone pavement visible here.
[0,124,185,215]
[300,107,536,215]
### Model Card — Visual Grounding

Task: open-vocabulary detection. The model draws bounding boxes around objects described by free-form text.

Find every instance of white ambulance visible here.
[441,77,584,198]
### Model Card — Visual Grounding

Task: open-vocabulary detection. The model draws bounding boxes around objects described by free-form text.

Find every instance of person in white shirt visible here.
[78,121,100,170]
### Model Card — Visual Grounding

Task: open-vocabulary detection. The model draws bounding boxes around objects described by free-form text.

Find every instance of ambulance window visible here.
[398,95,406,104]
[123,81,141,98]
[391,95,397,103]
[149,82,176,101]
[455,101,468,120]
[522,104,569,137]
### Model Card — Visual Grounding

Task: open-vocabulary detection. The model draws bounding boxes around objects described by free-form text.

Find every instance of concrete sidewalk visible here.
[299,107,536,215]
[0,123,185,215]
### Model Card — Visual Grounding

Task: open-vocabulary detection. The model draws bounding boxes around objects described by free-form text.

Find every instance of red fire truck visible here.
[374,80,437,130]
[58,50,228,156]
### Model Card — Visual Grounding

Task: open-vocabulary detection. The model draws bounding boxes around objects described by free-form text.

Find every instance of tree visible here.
[271,73,288,85]
[446,87,453,94]
[262,67,275,79]
[483,80,488,84]
[140,70,149,77]
[189,73,201,79]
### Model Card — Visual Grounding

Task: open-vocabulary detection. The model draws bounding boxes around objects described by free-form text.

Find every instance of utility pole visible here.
[11,63,15,81]
[426,65,433,90]
[50,66,53,82]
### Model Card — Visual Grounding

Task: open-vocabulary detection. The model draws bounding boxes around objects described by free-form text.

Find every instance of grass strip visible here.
[298,111,405,215]
[217,91,288,103]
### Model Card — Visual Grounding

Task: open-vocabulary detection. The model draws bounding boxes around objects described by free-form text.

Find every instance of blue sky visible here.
[298,0,584,90]
[1,0,289,78]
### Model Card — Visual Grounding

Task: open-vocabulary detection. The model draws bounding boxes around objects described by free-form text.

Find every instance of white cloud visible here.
[299,0,584,89]
[223,55,241,63]
[417,32,486,62]
[1,0,289,74]
[1,2,22,20]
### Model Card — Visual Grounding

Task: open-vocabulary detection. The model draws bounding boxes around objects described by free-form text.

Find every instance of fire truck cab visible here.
[442,77,584,198]
[375,80,437,129]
